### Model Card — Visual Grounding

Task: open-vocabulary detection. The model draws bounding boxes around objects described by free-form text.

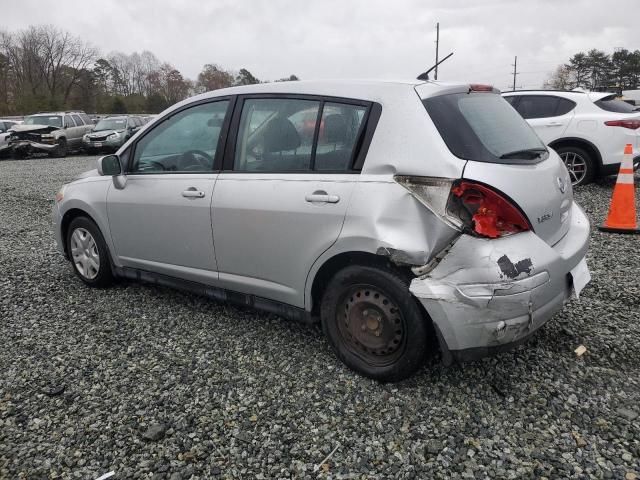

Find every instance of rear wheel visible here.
[66,216,114,287]
[49,138,67,158]
[556,146,595,186]
[321,265,430,382]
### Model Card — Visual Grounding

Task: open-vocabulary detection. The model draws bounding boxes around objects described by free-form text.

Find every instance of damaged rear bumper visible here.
[410,201,590,364]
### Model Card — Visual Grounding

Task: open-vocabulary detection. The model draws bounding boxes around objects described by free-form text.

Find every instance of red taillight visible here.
[469,84,494,92]
[449,181,530,238]
[604,119,640,130]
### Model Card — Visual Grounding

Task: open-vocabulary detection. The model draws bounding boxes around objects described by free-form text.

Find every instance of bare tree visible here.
[543,65,573,90]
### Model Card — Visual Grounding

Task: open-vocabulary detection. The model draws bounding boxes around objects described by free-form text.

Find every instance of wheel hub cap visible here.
[70,228,100,280]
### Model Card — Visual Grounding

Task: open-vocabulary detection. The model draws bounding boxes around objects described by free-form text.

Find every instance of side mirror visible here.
[97,154,122,176]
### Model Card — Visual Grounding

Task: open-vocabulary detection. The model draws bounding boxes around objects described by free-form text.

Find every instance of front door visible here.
[107,99,230,285]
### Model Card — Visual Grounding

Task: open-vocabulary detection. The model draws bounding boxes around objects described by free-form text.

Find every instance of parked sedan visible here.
[83,115,144,153]
[52,80,590,381]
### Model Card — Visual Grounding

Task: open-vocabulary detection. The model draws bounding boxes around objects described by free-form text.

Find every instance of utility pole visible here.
[434,23,440,80]
[511,56,518,91]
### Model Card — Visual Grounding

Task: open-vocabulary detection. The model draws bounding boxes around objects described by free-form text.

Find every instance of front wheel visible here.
[557,146,595,186]
[321,265,430,382]
[49,138,67,158]
[66,216,114,287]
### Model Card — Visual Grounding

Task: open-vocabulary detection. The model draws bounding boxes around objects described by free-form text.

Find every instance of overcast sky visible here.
[3,0,638,89]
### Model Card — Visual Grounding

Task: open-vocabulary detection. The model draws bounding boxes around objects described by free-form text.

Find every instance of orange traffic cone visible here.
[599,144,639,234]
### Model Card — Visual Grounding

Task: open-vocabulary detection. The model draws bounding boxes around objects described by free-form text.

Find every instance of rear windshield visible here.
[594,95,638,113]
[424,92,547,164]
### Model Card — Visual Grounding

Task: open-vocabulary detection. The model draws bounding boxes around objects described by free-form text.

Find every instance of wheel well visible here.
[310,251,412,317]
[549,138,602,173]
[60,208,96,256]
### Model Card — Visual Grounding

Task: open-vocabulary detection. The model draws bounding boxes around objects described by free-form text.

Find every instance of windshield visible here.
[424,92,547,164]
[95,118,128,131]
[594,96,638,113]
[23,115,62,127]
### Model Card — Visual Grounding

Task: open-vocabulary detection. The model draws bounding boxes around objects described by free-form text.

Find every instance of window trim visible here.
[124,96,235,175]
[71,114,84,126]
[222,93,378,174]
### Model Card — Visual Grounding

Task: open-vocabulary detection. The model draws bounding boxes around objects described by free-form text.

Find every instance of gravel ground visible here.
[0,154,639,480]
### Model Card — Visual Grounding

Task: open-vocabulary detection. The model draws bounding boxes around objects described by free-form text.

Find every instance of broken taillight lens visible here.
[448,181,531,238]
[395,177,531,238]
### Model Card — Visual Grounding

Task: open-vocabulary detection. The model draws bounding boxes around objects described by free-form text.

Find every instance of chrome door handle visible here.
[305,192,340,204]
[546,122,563,127]
[182,188,205,198]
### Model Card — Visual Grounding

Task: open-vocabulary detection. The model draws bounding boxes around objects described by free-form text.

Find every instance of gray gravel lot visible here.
[0,154,639,479]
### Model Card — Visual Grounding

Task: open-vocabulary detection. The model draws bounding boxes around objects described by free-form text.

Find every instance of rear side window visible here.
[72,114,84,126]
[80,113,92,125]
[234,98,320,172]
[556,98,576,116]
[595,96,638,113]
[424,92,546,164]
[516,96,555,119]
[315,103,367,171]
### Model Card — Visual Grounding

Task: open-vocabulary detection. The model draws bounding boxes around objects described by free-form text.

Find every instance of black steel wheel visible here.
[321,265,430,381]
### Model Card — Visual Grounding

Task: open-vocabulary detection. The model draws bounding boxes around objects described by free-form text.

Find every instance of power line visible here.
[512,56,518,91]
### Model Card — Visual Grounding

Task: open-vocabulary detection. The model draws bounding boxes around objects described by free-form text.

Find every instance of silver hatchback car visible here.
[53,80,590,381]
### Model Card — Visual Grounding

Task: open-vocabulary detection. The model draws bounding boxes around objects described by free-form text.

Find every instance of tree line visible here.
[545,48,640,92]
[0,25,299,116]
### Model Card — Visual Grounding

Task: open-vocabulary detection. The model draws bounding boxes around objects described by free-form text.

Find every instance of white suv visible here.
[503,90,640,185]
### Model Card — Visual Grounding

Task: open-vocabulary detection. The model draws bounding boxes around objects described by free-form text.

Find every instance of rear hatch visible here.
[421,86,572,246]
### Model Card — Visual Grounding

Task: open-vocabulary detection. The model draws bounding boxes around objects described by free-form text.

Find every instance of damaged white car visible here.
[52,80,590,381]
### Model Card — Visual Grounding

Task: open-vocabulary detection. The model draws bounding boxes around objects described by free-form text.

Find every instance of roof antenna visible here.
[417,52,454,81]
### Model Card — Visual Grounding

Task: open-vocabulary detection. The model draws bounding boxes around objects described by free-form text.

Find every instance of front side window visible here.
[516,96,560,119]
[234,98,320,172]
[64,115,75,127]
[130,100,229,173]
[315,103,367,171]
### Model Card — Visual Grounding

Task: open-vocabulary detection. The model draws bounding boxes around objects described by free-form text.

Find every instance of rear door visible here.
[211,96,369,307]
[513,95,575,144]
[424,91,573,246]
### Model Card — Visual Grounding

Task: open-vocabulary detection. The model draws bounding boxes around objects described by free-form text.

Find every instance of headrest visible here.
[262,117,301,153]
[323,114,348,143]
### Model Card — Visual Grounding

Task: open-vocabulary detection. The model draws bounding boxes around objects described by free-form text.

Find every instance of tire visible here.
[66,216,114,287]
[320,265,430,382]
[556,146,595,186]
[49,138,67,158]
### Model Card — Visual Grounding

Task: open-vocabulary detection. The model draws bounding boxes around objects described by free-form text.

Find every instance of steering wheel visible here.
[142,160,166,171]
[180,149,213,170]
